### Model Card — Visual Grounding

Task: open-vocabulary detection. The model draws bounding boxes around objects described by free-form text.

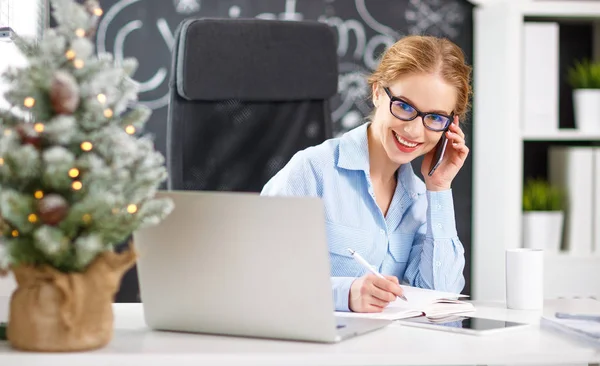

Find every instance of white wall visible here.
[0,273,15,297]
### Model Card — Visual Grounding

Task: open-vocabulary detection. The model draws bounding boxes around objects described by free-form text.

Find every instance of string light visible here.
[65,50,76,60]
[74,59,84,69]
[75,28,86,37]
[103,108,113,118]
[68,168,80,178]
[34,123,44,133]
[3,129,11,136]
[125,125,136,135]
[97,94,107,104]
[94,7,103,16]
[24,97,35,108]
[127,204,138,214]
[28,213,38,223]
[72,181,82,190]
[11,230,18,237]
[80,141,93,151]
[34,190,44,199]
[0,158,4,166]
[82,214,92,224]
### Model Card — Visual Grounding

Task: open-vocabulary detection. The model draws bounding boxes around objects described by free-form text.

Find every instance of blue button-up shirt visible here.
[260,122,465,311]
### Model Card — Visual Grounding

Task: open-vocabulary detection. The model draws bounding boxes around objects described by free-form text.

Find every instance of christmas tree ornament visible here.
[23,97,35,108]
[80,141,92,151]
[27,213,38,223]
[68,168,79,178]
[37,194,69,226]
[33,123,44,133]
[73,59,85,69]
[15,124,41,148]
[126,204,138,214]
[84,0,102,16]
[0,0,173,352]
[50,71,80,115]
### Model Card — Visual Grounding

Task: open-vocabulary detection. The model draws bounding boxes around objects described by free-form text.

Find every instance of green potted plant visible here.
[567,59,600,133]
[522,179,564,252]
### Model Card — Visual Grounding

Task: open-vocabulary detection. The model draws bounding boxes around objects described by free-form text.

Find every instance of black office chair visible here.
[114,18,338,302]
[166,18,338,192]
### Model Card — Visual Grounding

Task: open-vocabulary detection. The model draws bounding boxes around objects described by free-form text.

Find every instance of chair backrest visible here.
[166,18,338,192]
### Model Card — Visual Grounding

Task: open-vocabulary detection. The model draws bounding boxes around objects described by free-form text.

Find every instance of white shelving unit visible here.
[522,130,600,141]
[472,1,600,302]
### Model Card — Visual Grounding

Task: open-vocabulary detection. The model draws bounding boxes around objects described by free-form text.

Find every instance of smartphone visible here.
[428,133,448,177]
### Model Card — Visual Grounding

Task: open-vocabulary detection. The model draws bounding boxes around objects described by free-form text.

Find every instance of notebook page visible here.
[387,285,468,309]
[335,286,470,321]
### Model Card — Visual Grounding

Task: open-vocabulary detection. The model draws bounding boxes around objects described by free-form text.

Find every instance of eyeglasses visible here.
[383,87,453,132]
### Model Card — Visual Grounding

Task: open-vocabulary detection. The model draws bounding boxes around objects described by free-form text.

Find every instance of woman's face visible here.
[371,73,457,166]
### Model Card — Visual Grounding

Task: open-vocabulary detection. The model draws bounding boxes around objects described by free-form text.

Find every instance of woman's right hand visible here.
[348,273,405,312]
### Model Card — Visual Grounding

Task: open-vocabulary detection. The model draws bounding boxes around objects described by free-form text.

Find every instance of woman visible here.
[261,35,471,313]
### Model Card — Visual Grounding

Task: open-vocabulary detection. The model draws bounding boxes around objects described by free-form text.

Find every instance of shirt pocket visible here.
[325,221,374,276]
[387,232,414,264]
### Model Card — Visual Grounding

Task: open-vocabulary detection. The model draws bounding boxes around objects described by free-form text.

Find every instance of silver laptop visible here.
[133,190,391,343]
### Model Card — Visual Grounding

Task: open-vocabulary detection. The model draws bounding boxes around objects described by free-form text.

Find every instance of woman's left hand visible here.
[421,116,469,191]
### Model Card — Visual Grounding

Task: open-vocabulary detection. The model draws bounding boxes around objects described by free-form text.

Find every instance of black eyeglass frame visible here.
[383,87,454,132]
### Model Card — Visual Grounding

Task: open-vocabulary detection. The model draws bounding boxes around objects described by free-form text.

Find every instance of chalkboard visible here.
[59,0,474,299]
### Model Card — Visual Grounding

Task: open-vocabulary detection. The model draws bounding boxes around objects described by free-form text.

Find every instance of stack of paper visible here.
[336,286,475,321]
[541,315,600,348]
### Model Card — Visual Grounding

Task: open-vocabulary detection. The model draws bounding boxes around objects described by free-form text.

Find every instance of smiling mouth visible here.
[393,131,422,148]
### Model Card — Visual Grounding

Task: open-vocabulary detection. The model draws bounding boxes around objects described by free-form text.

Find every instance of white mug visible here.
[506,248,544,310]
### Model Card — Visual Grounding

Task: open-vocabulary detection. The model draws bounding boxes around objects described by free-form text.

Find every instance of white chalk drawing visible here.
[405,0,464,39]
[97,0,178,110]
[95,0,465,133]
[174,0,200,14]
[319,0,399,130]
[331,64,370,123]
[355,0,399,40]
[229,5,241,18]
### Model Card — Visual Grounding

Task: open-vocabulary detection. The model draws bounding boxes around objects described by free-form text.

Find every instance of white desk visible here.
[0,297,599,365]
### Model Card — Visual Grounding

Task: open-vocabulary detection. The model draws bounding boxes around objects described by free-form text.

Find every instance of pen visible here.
[555,312,600,322]
[347,248,408,302]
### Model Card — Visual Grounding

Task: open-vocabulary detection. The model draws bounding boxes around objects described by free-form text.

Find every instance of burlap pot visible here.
[6,247,136,352]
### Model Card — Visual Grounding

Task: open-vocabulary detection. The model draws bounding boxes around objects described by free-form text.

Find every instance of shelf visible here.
[521,1,600,19]
[545,252,600,260]
[522,129,600,141]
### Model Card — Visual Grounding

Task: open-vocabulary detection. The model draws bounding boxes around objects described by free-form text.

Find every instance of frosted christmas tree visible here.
[0,0,174,352]
[0,0,173,274]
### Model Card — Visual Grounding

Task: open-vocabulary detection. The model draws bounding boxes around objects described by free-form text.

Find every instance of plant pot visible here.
[522,211,564,252]
[573,89,600,133]
[6,247,136,352]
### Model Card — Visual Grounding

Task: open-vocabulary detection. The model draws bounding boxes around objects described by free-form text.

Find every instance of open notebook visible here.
[336,285,475,321]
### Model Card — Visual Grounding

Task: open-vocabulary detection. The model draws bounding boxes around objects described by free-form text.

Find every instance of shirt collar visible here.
[337,122,370,172]
[336,122,425,196]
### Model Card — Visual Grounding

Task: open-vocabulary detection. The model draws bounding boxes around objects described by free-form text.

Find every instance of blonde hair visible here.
[368,35,472,120]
